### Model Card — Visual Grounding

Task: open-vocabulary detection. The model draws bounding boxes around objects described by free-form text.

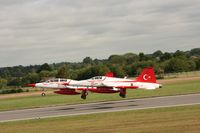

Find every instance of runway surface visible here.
[0,93,200,122]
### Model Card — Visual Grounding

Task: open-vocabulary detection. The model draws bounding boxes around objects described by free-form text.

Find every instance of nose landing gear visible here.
[41,92,46,96]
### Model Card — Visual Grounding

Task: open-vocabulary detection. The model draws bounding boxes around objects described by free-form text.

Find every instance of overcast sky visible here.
[0,0,200,67]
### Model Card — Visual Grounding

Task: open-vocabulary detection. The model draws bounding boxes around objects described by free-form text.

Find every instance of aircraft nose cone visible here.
[26,84,36,87]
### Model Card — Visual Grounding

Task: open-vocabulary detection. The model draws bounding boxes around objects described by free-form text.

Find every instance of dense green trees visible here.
[37,63,52,73]
[190,48,200,56]
[0,48,199,88]
[0,78,7,89]
[56,65,69,79]
[194,58,200,70]
[83,57,93,64]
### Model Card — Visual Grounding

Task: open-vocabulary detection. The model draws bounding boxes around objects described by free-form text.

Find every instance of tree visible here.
[0,68,11,78]
[21,73,40,85]
[173,50,186,57]
[37,63,52,73]
[153,50,163,58]
[124,64,137,77]
[123,53,139,64]
[109,65,125,77]
[69,70,78,79]
[187,60,196,71]
[108,55,125,64]
[194,57,200,70]
[164,57,191,73]
[83,57,93,64]
[99,65,110,75]
[7,78,22,86]
[139,52,147,61]
[156,67,165,79]
[160,52,172,61]
[135,60,156,68]
[0,78,7,89]
[93,58,100,65]
[39,71,52,80]
[190,48,200,56]
[56,65,69,78]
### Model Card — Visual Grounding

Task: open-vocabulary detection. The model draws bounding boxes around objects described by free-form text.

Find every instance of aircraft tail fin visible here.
[135,67,157,83]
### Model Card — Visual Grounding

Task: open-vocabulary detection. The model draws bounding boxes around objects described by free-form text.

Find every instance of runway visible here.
[0,93,200,122]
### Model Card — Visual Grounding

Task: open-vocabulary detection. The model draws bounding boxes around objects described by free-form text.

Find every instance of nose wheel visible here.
[41,92,46,96]
[41,88,46,96]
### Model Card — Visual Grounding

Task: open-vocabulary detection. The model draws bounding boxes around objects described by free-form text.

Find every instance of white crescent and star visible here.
[143,74,151,80]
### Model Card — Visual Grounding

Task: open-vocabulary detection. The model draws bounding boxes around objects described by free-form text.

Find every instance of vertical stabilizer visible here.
[135,67,157,83]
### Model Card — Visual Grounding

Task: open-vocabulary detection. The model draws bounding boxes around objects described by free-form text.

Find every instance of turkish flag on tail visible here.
[135,67,157,83]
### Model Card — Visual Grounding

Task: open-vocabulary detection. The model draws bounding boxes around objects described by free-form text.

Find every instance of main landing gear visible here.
[81,90,88,100]
[119,89,126,98]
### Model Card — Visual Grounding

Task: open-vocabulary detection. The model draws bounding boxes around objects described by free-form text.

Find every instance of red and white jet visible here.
[54,67,162,99]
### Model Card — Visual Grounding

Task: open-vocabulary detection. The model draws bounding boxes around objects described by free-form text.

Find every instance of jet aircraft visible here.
[27,67,161,99]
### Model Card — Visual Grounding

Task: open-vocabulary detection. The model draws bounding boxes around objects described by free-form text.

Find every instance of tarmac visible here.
[0,93,200,122]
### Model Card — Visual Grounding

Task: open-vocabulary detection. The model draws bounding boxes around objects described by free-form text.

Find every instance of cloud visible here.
[0,0,199,67]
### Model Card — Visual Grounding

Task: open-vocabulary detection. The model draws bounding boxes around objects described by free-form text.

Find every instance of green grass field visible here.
[1,105,200,133]
[164,70,200,79]
[0,78,199,111]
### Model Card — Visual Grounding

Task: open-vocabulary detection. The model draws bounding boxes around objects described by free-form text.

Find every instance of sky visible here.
[0,0,200,67]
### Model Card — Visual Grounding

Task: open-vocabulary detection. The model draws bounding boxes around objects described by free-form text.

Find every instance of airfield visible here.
[0,74,200,133]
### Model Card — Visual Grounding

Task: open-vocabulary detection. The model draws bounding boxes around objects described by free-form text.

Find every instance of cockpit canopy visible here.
[91,76,103,80]
[45,78,68,83]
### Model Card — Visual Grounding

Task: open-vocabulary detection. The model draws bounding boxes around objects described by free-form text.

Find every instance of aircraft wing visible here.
[101,82,139,89]
[115,86,139,89]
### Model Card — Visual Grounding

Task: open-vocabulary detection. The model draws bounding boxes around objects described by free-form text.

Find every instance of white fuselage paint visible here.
[68,76,161,90]
[33,76,160,90]
[35,78,71,89]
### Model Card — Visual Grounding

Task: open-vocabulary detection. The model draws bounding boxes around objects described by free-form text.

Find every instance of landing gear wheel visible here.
[119,93,126,98]
[41,92,46,96]
[81,95,87,100]
[81,90,88,100]
[119,89,126,98]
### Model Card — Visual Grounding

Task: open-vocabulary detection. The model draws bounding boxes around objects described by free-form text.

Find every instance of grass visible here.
[164,70,200,79]
[1,104,200,133]
[0,78,200,111]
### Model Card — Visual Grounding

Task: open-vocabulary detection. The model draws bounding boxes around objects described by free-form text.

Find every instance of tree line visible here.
[0,48,200,89]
